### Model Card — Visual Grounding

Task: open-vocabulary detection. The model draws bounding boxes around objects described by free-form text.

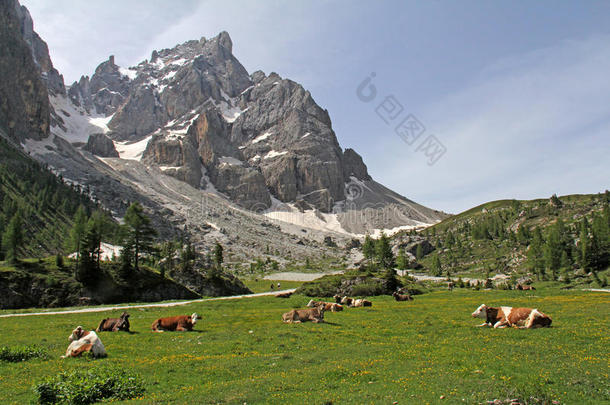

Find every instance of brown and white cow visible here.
[61,326,107,358]
[151,313,200,332]
[352,299,372,308]
[516,284,536,291]
[306,300,343,312]
[392,292,413,301]
[96,311,130,332]
[471,304,552,329]
[282,305,326,323]
[275,292,293,298]
[340,296,354,306]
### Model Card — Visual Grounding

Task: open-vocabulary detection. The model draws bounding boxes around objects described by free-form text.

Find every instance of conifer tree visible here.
[528,227,545,279]
[67,206,87,272]
[375,233,394,269]
[362,234,375,260]
[122,202,157,271]
[2,212,23,264]
[432,253,442,276]
[415,244,424,261]
[396,247,408,270]
[213,242,224,270]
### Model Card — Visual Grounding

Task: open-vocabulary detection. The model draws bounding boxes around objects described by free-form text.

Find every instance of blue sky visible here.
[22,0,610,213]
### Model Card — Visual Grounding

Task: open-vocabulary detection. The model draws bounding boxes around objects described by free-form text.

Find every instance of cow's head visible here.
[472,304,488,319]
[69,326,85,342]
[120,312,130,320]
[191,313,201,325]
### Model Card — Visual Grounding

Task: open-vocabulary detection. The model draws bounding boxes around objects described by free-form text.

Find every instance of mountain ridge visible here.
[3,0,448,265]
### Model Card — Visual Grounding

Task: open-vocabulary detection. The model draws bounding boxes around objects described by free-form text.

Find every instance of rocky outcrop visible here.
[13,2,65,96]
[342,148,371,181]
[109,85,164,140]
[0,0,50,143]
[169,264,252,297]
[84,133,119,157]
[69,55,130,115]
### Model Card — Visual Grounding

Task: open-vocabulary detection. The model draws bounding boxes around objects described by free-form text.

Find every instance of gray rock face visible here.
[13,2,65,96]
[84,133,119,157]
[343,148,371,181]
[62,30,445,222]
[0,0,51,143]
[69,55,130,115]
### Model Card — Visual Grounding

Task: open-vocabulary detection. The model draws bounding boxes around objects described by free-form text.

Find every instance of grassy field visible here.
[0,288,608,404]
[241,278,304,294]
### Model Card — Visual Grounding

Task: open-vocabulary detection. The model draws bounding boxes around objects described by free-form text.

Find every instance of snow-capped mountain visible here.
[2,0,447,261]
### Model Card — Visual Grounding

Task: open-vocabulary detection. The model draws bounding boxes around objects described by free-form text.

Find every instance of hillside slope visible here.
[0,135,100,257]
[392,192,610,286]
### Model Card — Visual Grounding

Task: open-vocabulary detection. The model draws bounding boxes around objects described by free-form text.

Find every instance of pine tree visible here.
[432,254,442,276]
[543,222,563,279]
[213,242,224,270]
[528,227,545,279]
[160,240,177,278]
[123,202,157,271]
[2,212,24,264]
[375,233,394,269]
[396,247,408,270]
[579,218,591,271]
[415,244,424,261]
[362,234,375,260]
[67,206,87,274]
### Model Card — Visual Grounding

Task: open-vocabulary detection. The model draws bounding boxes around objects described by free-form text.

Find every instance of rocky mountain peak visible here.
[13,1,65,95]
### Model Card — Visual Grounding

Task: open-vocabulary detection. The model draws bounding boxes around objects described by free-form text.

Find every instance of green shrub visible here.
[351,281,385,297]
[33,366,145,404]
[0,345,48,362]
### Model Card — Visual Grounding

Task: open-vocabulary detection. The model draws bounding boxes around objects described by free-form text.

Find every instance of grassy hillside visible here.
[396,192,610,287]
[0,288,607,404]
[0,138,101,257]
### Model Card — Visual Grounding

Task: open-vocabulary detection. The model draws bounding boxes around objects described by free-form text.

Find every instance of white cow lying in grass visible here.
[472,304,552,329]
[61,326,107,358]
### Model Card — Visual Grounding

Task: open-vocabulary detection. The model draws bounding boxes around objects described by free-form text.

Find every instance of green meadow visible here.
[0,289,608,404]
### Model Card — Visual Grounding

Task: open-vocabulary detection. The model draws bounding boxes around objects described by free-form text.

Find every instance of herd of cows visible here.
[59,292,552,359]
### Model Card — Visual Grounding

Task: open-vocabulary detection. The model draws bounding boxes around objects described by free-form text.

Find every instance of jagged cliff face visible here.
[9,0,447,257]
[62,32,373,212]
[0,0,52,142]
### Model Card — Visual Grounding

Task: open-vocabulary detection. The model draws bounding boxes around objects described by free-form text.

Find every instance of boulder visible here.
[84,133,119,157]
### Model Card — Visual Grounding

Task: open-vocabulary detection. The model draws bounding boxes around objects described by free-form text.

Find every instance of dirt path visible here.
[0,289,297,318]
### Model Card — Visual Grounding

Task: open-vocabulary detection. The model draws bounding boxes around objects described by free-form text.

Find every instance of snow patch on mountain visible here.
[49,94,113,143]
[263,204,351,235]
[252,131,272,144]
[114,136,152,161]
[218,156,243,166]
[264,150,288,159]
[22,135,56,156]
[118,67,137,80]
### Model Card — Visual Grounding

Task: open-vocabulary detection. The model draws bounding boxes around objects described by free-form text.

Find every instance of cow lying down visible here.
[333,295,372,307]
[152,313,200,332]
[472,304,552,329]
[61,326,107,358]
[307,300,343,312]
[96,311,130,332]
[282,304,325,323]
